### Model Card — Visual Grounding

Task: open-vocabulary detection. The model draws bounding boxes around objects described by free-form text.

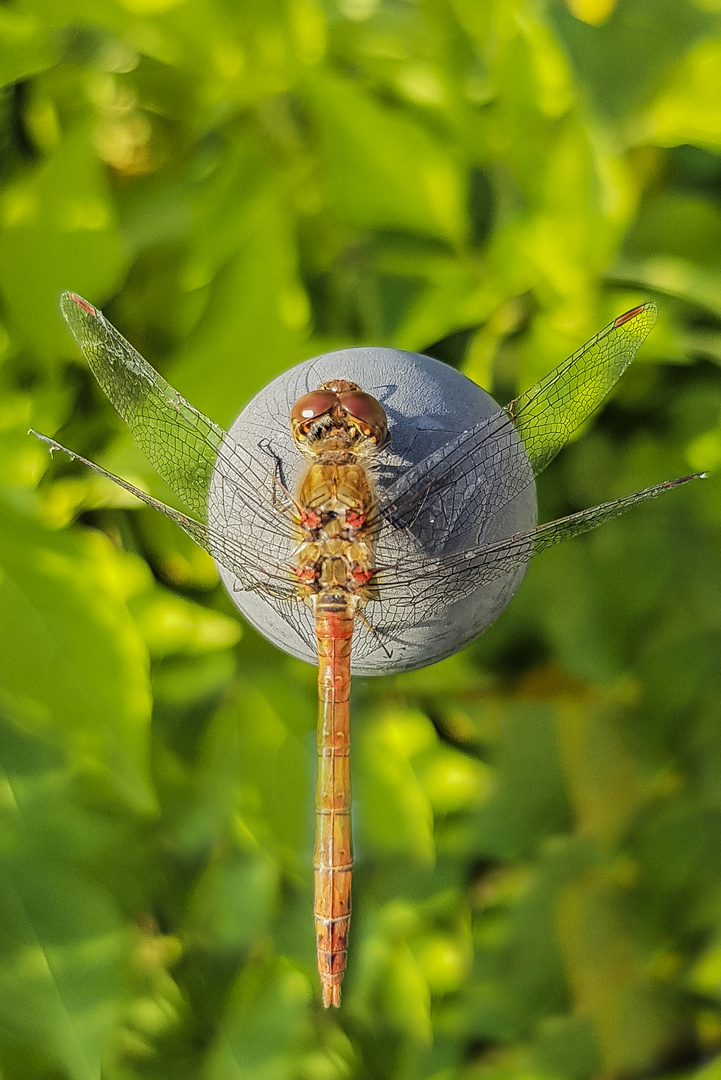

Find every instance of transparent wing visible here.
[31,430,318,654]
[506,303,657,474]
[377,304,657,549]
[375,472,705,610]
[60,292,298,541]
[40,293,342,660]
[30,432,296,596]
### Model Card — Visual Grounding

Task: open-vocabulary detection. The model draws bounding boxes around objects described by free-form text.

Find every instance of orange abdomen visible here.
[314,602,354,1007]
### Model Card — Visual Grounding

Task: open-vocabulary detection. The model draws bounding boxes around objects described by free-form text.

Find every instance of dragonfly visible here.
[33,293,704,1008]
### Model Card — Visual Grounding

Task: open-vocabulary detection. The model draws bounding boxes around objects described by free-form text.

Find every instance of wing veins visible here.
[375,472,705,606]
[378,304,657,531]
[31,431,299,599]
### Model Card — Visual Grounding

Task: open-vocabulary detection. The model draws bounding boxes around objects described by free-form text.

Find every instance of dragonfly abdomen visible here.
[314,599,354,1008]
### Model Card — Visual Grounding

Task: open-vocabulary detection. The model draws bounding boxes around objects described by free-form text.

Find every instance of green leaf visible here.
[0,128,127,359]
[548,0,713,121]
[641,38,721,150]
[0,716,133,1080]
[615,192,721,316]
[0,9,56,88]
[171,180,310,426]
[131,587,241,658]
[204,960,310,1080]
[356,708,435,862]
[0,498,154,809]
[302,68,466,244]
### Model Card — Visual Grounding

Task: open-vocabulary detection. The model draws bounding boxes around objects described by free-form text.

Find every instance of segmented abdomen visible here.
[314,600,354,1008]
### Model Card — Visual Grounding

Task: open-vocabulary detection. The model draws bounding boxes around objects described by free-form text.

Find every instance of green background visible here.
[1,0,720,1077]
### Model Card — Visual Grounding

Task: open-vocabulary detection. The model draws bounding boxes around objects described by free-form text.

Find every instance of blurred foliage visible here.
[1,0,720,1077]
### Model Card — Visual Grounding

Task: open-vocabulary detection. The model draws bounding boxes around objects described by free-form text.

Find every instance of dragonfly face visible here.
[290,379,388,451]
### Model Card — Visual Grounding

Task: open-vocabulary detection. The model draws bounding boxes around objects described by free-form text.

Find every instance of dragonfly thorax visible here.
[297,462,375,532]
[294,457,378,606]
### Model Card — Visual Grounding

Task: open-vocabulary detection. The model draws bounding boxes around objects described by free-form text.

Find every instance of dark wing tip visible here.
[613,301,657,328]
[665,472,707,485]
[60,291,98,319]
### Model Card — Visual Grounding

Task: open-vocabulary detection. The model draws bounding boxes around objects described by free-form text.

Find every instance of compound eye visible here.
[290,390,337,433]
[338,390,388,443]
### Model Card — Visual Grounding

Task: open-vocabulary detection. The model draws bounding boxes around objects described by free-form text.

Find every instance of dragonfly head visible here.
[290,380,388,452]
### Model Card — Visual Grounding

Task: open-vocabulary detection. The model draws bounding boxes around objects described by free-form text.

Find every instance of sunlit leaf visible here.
[0,10,56,87]
[356,708,435,863]
[0,498,153,808]
[204,960,311,1080]
[302,67,466,243]
[642,38,721,150]
[0,129,126,358]
[0,716,136,1079]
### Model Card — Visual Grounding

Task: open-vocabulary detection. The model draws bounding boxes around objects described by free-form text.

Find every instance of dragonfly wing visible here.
[60,293,293,540]
[377,472,705,612]
[505,303,657,475]
[529,473,706,556]
[377,305,657,548]
[376,409,534,552]
[54,295,319,656]
[61,292,226,521]
[31,430,300,603]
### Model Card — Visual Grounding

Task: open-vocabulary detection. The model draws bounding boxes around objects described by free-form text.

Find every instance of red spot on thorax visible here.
[301,508,322,530]
[294,565,318,583]
[345,510,366,529]
[351,566,374,585]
